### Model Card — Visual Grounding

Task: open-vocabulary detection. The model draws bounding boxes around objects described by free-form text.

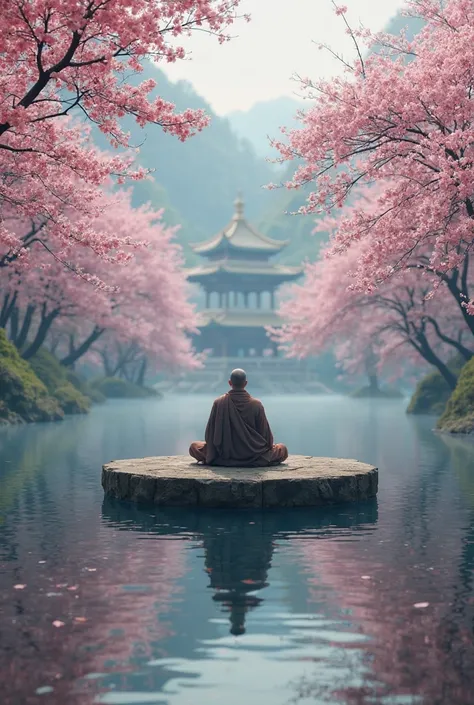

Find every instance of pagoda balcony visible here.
[202,291,279,310]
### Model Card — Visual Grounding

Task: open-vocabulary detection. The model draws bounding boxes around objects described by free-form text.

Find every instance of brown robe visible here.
[203,390,278,467]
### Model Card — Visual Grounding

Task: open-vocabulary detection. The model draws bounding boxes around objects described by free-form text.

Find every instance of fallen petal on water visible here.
[74,617,88,623]
[414,602,430,609]
[67,585,78,591]
[52,620,65,628]
[35,686,54,695]
[13,584,26,590]
[361,576,371,580]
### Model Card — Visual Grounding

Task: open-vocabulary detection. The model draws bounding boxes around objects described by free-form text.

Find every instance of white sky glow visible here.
[163,0,406,115]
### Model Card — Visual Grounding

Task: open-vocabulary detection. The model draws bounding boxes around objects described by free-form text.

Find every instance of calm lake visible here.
[1,395,474,705]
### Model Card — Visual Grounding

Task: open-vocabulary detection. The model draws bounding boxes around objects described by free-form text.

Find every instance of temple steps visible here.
[154,357,332,395]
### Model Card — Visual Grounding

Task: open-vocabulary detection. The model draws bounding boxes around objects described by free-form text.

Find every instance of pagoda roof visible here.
[196,309,282,329]
[191,195,289,256]
[187,260,302,281]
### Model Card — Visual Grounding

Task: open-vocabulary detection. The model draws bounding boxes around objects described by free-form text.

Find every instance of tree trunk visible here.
[137,358,147,387]
[100,348,115,377]
[22,309,59,360]
[368,372,379,391]
[426,316,473,362]
[60,326,104,367]
[412,335,458,390]
[122,363,133,382]
[0,292,17,328]
[14,305,36,350]
[364,346,379,391]
[9,308,19,344]
[445,272,474,338]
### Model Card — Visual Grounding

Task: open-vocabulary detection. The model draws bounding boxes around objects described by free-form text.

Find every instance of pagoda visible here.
[187,195,302,357]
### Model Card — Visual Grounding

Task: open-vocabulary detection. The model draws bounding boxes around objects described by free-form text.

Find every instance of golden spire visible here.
[234,192,244,219]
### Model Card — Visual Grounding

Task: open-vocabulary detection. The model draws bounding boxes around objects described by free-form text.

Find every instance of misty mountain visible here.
[227,96,305,158]
[88,9,425,268]
[92,65,278,261]
[383,12,425,39]
[258,165,327,266]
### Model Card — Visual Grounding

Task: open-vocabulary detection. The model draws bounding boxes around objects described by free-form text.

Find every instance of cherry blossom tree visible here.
[0,0,244,262]
[0,122,147,271]
[273,231,473,390]
[1,190,198,371]
[275,0,474,333]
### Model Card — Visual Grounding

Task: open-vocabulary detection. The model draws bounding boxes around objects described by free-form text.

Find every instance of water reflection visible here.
[102,500,379,637]
[1,397,474,705]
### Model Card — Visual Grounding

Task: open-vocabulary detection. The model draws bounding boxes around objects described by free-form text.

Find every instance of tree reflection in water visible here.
[102,499,379,638]
[291,430,474,705]
[2,398,474,705]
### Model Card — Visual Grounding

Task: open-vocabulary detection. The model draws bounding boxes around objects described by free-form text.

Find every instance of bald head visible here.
[229,368,247,390]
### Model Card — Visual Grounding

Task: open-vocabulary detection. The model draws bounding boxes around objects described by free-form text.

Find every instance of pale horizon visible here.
[163,0,406,115]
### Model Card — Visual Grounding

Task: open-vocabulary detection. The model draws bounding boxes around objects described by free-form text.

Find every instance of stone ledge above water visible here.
[102,455,378,508]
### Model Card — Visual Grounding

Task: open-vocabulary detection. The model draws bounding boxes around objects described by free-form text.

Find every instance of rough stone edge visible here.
[102,464,378,508]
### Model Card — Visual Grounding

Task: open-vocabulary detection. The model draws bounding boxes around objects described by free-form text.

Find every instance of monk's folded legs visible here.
[189,441,207,463]
[268,443,289,466]
[189,441,288,466]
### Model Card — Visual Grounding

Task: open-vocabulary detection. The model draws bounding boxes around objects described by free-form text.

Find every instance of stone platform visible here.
[102,455,378,508]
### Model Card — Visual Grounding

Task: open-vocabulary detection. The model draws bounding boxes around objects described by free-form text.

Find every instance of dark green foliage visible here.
[437,358,474,434]
[53,385,90,415]
[0,329,63,423]
[83,386,106,404]
[29,349,91,415]
[91,377,161,399]
[65,368,88,393]
[407,357,465,416]
[29,349,65,393]
[407,371,453,415]
[65,368,106,404]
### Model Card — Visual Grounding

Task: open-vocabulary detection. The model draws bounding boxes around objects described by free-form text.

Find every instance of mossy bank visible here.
[0,330,63,424]
[0,331,162,425]
[437,358,474,434]
[407,357,466,416]
[29,349,91,415]
[407,370,454,416]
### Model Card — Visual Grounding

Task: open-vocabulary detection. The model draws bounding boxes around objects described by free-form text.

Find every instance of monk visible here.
[189,368,288,467]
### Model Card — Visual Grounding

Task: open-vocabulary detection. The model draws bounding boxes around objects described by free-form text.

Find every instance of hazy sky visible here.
[163,0,405,115]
